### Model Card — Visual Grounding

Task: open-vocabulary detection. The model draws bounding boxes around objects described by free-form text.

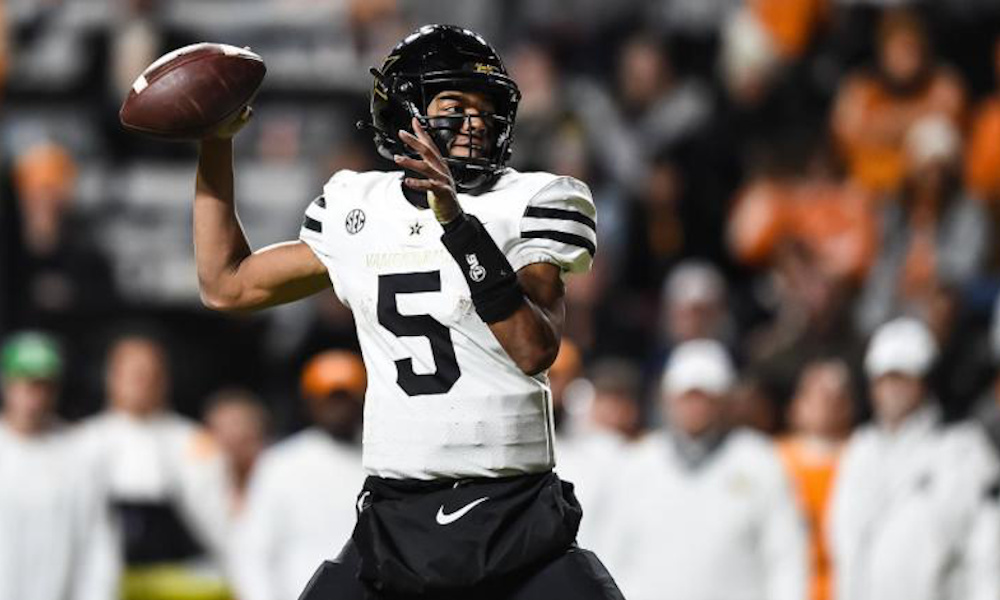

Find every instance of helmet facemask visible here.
[365,25,520,195]
[421,85,516,192]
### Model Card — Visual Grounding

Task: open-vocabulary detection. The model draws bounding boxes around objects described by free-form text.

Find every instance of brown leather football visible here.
[119,43,266,140]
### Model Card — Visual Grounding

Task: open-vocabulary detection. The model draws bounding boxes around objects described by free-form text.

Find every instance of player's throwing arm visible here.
[118,42,330,312]
[194,131,329,312]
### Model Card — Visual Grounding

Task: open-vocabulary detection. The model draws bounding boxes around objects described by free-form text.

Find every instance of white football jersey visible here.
[299,168,596,480]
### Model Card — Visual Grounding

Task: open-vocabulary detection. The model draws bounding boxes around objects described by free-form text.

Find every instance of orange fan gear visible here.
[300,350,367,400]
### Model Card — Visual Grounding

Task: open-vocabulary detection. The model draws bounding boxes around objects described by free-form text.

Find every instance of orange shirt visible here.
[777,437,843,600]
[729,178,876,282]
[832,70,965,194]
[965,97,1000,202]
[728,179,789,267]
[751,0,829,59]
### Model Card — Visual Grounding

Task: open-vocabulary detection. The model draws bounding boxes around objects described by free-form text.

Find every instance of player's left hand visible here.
[396,117,463,224]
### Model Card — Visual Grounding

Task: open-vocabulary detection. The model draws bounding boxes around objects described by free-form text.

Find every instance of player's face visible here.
[427,90,496,159]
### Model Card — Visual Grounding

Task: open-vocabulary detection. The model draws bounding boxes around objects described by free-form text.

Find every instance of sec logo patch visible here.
[345,209,366,234]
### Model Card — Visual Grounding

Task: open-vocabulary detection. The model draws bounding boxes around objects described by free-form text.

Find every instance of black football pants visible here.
[298,541,625,600]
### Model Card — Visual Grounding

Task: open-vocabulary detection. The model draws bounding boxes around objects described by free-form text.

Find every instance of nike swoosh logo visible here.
[435,496,489,525]
[356,491,371,514]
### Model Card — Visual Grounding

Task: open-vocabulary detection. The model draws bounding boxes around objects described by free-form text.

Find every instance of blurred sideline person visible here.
[76,334,232,600]
[647,261,734,400]
[975,293,1000,455]
[203,388,271,515]
[831,9,965,194]
[4,142,120,414]
[856,115,988,334]
[602,340,808,600]
[7,142,118,328]
[776,359,854,600]
[748,0,829,61]
[556,358,642,553]
[0,332,118,600]
[579,359,643,440]
[828,317,1000,600]
[548,337,584,435]
[964,34,1000,204]
[728,156,876,286]
[232,351,366,600]
[660,260,731,348]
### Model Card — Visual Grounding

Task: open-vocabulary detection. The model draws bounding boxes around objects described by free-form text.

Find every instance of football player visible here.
[193,24,622,599]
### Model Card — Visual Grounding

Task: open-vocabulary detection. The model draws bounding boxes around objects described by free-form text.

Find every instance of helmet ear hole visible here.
[396,80,414,95]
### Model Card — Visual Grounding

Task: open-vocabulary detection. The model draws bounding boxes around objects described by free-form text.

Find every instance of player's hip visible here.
[350,470,582,595]
[300,542,624,600]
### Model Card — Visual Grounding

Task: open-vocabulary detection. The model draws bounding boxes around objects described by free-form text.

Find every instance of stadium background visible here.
[3,0,1000,598]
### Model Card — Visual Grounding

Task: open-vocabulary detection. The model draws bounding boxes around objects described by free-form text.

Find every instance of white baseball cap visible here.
[864,317,938,379]
[663,260,726,308]
[662,339,736,397]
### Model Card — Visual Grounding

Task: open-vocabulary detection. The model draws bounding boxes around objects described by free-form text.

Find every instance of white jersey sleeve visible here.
[507,176,596,274]
[298,170,360,262]
[299,194,328,257]
[298,169,364,306]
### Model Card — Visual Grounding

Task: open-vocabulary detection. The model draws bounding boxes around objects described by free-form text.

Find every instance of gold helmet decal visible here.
[373,55,402,100]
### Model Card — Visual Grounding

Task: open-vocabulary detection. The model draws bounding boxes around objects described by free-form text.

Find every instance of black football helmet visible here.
[365,24,521,194]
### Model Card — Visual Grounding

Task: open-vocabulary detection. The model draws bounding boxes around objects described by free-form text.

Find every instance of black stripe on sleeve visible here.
[313,195,326,208]
[524,206,596,231]
[522,230,596,257]
[303,215,322,233]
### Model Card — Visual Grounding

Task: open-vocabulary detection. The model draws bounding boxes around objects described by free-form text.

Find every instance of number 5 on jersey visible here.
[377,272,461,396]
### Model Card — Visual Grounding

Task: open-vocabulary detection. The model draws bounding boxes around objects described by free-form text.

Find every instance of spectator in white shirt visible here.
[76,333,231,600]
[232,350,367,600]
[828,317,1000,600]
[203,388,271,516]
[602,339,808,600]
[0,332,118,600]
[556,358,642,554]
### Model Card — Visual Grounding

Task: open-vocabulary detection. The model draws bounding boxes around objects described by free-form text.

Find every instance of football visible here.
[119,43,266,140]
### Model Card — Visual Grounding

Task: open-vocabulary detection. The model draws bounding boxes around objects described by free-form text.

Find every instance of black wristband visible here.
[440,214,525,323]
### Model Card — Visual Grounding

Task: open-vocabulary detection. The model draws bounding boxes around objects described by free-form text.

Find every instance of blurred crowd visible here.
[3,0,1000,599]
